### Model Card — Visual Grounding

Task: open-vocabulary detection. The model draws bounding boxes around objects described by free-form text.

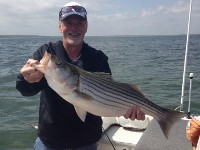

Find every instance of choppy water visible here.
[0,35,200,149]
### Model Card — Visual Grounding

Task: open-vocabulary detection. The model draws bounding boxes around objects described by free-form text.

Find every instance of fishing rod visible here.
[180,0,193,112]
[0,110,38,129]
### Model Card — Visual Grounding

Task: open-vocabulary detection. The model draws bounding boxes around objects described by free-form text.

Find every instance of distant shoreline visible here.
[0,34,200,38]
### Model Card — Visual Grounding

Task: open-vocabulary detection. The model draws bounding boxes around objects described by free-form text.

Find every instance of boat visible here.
[97,0,200,149]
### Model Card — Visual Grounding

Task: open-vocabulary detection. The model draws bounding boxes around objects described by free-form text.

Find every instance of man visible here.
[16,2,145,150]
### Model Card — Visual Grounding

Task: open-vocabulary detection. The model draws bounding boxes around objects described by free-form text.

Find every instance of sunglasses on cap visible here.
[61,6,86,13]
[59,6,87,21]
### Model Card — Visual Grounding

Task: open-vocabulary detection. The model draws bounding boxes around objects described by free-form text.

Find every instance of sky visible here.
[0,0,199,36]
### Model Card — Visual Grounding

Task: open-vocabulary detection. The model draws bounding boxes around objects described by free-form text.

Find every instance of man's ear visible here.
[58,22,62,33]
[85,21,88,33]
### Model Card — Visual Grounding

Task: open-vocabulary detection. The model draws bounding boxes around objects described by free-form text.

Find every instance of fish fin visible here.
[74,106,87,122]
[126,83,146,97]
[93,72,113,80]
[156,109,186,138]
[73,91,94,122]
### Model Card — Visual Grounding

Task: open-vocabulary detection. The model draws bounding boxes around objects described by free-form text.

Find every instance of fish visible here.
[32,51,186,138]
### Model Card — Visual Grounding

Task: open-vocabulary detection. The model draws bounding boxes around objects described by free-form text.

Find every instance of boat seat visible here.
[100,124,144,149]
[102,115,153,130]
[98,116,153,150]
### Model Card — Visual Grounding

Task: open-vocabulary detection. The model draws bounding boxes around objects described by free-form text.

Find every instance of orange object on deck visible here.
[186,119,200,150]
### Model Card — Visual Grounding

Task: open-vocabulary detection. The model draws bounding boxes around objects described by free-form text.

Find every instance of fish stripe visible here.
[79,74,165,117]
[82,87,126,109]
[85,73,144,98]
[80,73,161,109]
[82,73,144,100]
[81,80,164,118]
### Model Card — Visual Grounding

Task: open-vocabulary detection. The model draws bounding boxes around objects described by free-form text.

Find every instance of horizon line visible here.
[0,33,200,37]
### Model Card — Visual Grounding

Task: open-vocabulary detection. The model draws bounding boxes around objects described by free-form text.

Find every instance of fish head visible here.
[34,52,70,75]
[33,51,79,92]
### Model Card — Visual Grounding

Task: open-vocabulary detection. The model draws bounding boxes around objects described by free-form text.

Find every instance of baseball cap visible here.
[59,2,87,21]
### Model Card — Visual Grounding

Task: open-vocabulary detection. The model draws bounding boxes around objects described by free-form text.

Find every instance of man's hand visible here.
[124,107,145,120]
[20,59,43,83]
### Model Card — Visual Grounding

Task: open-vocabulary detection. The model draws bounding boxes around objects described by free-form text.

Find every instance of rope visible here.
[0,110,38,129]
[101,127,117,150]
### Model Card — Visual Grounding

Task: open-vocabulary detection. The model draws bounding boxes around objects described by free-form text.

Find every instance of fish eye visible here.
[56,61,63,67]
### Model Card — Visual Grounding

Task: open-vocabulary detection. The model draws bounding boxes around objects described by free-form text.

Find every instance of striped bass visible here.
[33,51,185,138]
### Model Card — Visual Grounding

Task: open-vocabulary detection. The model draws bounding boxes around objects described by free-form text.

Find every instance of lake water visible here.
[0,35,199,149]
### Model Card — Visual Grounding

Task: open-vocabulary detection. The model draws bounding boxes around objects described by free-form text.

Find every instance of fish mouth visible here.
[31,52,52,70]
[40,51,51,65]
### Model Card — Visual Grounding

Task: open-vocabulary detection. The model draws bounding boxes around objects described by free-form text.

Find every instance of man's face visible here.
[59,15,88,46]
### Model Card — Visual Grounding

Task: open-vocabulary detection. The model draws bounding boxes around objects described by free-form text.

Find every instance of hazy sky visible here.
[0,0,199,36]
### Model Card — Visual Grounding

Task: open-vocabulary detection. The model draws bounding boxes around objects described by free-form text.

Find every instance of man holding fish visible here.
[16,2,145,150]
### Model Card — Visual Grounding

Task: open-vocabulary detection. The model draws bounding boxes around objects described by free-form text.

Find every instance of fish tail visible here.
[156,109,186,138]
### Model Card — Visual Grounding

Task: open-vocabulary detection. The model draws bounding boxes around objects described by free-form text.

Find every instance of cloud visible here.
[141,5,164,17]
[90,12,136,22]
[82,0,120,12]
[0,0,62,35]
[169,1,191,13]
[0,0,199,36]
[89,0,199,35]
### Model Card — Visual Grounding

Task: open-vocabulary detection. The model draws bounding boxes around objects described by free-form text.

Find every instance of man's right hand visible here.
[20,59,43,83]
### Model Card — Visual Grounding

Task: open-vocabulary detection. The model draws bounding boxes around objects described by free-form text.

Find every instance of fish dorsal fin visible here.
[93,72,113,80]
[77,68,112,80]
[125,83,146,97]
[74,106,87,122]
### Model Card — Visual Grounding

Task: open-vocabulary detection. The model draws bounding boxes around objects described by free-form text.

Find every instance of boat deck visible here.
[98,117,193,150]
